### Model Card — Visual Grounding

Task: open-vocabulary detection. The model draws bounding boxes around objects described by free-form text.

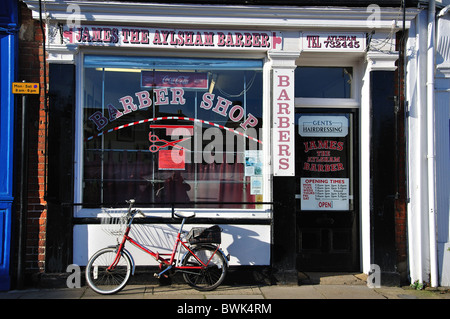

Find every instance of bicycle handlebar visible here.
[125,199,145,220]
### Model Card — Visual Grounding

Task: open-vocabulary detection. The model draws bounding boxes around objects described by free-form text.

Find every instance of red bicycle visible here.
[85,199,229,295]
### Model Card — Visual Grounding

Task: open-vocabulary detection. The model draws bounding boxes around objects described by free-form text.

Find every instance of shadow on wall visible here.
[75,222,270,266]
[129,223,270,266]
[220,225,269,266]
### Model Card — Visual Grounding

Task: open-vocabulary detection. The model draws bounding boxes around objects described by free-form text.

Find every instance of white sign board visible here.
[57,25,283,51]
[301,178,349,210]
[298,115,349,137]
[273,69,295,176]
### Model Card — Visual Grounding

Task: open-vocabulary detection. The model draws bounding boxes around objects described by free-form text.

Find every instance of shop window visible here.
[295,67,352,98]
[81,56,264,209]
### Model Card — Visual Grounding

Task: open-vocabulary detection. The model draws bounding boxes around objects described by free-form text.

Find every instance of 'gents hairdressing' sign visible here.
[59,25,283,51]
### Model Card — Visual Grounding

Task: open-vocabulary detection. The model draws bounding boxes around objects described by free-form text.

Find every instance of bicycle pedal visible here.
[154,272,169,279]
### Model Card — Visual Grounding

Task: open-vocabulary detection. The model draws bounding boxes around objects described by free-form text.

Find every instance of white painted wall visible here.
[406,9,431,285]
[406,6,450,286]
[435,9,450,286]
[73,224,271,266]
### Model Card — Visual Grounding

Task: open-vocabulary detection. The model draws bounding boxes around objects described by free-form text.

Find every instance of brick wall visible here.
[17,2,48,276]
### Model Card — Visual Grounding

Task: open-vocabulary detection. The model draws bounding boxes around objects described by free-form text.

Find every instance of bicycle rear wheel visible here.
[181,245,227,291]
[85,247,132,295]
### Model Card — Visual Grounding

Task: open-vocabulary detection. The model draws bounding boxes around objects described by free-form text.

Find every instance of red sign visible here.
[142,71,208,89]
[158,149,186,170]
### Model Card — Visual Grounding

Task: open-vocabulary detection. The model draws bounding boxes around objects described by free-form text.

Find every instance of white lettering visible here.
[177,303,211,316]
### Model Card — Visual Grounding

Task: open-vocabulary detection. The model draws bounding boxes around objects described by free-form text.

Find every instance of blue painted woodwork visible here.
[0,0,18,291]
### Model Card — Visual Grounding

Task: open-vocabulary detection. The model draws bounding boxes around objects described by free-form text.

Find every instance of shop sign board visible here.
[302,32,366,52]
[59,25,283,51]
[273,69,294,176]
[298,115,349,137]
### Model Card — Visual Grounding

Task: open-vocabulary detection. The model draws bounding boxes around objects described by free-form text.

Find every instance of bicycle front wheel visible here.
[85,247,132,295]
[181,245,227,291]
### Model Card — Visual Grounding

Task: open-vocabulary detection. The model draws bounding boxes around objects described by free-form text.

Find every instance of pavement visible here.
[0,272,448,300]
[1,273,448,318]
[1,283,449,300]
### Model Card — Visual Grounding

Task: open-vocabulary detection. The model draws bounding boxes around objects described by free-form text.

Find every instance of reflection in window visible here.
[295,67,352,98]
[82,56,264,209]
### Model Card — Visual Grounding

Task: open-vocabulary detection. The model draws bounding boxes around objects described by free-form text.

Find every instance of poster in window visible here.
[245,150,263,176]
[298,114,351,211]
[251,176,263,195]
[301,178,349,210]
[142,71,208,89]
[158,149,185,170]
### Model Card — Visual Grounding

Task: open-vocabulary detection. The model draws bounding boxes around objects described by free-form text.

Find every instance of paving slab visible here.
[145,284,263,299]
[259,285,325,299]
[0,287,86,299]
[300,272,367,285]
[374,287,450,299]
[1,281,449,300]
[202,285,264,299]
[313,284,385,299]
[83,285,146,299]
[144,285,204,299]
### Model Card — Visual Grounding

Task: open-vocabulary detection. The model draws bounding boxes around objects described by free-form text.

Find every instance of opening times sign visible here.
[301,178,349,210]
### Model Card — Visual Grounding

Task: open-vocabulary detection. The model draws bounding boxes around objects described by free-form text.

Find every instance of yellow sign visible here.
[12,82,40,94]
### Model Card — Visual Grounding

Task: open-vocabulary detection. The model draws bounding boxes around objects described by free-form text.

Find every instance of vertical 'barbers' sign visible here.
[273,69,294,176]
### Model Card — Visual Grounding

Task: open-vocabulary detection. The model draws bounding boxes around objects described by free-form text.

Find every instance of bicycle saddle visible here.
[174,211,196,219]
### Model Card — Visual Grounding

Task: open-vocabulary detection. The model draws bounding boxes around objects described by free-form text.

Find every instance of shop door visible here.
[295,109,359,271]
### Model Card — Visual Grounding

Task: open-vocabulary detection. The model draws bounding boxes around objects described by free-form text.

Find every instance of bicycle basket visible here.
[186,225,221,244]
[100,209,128,238]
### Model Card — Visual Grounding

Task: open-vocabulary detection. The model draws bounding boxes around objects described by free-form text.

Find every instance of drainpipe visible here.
[426,0,438,288]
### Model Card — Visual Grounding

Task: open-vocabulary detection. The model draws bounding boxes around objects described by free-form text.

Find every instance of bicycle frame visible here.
[107,209,222,278]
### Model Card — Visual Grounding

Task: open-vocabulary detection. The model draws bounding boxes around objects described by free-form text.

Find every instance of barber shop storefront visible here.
[21,0,419,285]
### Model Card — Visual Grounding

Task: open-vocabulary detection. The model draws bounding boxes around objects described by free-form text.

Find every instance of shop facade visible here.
[15,0,449,288]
